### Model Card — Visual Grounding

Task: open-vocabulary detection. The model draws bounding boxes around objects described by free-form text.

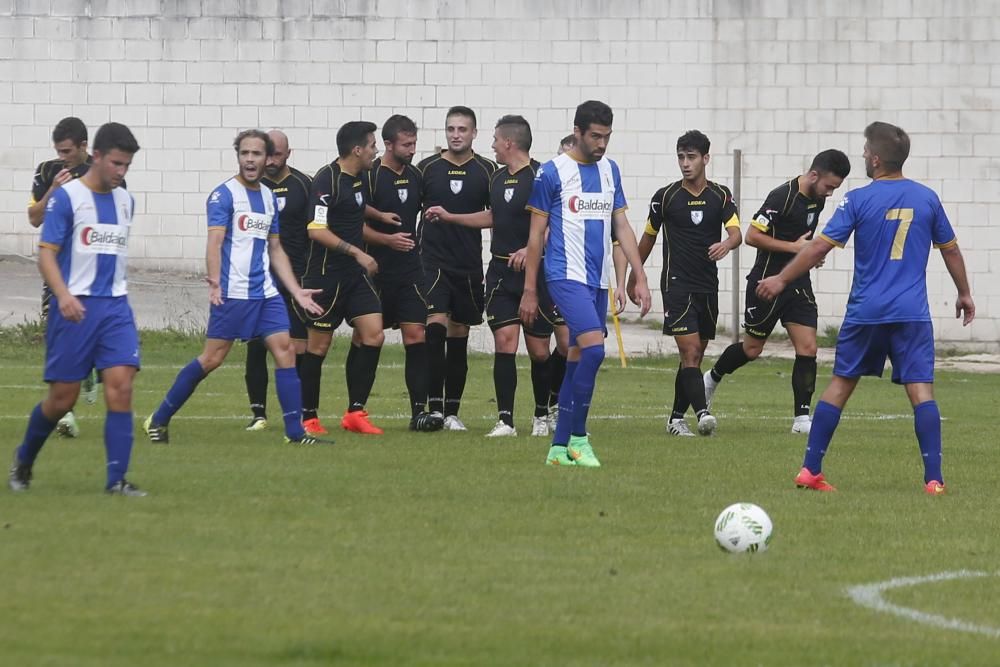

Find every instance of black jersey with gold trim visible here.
[261,166,312,275]
[644,180,740,293]
[747,176,825,287]
[417,151,497,274]
[304,162,367,278]
[30,156,93,205]
[363,158,422,282]
[488,159,539,258]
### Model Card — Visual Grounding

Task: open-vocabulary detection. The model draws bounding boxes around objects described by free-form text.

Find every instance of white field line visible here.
[845,570,1000,639]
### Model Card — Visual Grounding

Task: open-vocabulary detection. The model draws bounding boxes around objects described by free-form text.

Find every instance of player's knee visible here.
[580,343,605,367]
[743,341,765,361]
[361,329,385,347]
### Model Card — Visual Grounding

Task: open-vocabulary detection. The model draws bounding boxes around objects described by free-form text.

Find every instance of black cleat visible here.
[410,411,445,432]
[284,434,335,446]
[106,479,147,497]
[144,415,169,444]
[8,449,32,492]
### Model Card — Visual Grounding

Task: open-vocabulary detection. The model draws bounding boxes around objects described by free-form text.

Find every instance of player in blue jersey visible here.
[145,130,327,446]
[9,122,146,495]
[757,122,975,495]
[520,100,652,467]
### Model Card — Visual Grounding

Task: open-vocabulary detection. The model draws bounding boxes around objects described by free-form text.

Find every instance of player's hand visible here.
[380,211,402,226]
[614,282,627,315]
[815,257,826,268]
[294,288,325,316]
[708,241,731,262]
[755,276,785,302]
[206,277,224,306]
[632,277,652,317]
[792,231,812,253]
[956,293,976,326]
[518,289,539,326]
[424,206,449,223]
[356,252,378,276]
[626,270,639,305]
[52,168,73,189]
[58,294,85,322]
[508,248,528,272]
[387,232,415,252]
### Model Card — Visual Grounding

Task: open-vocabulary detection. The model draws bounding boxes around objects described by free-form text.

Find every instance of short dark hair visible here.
[382,114,418,142]
[677,130,710,156]
[573,100,613,133]
[495,115,532,151]
[560,134,577,148]
[337,120,377,157]
[864,121,910,171]
[809,149,851,179]
[446,105,477,128]
[233,129,274,156]
[52,117,87,146]
[91,122,140,155]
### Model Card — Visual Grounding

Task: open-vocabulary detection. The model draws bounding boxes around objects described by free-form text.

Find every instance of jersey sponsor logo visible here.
[355,192,363,207]
[277,196,286,211]
[690,211,703,225]
[237,212,272,237]
[688,200,706,206]
[567,194,612,214]
[314,205,327,224]
[398,188,408,203]
[504,187,514,203]
[78,223,128,254]
[450,179,463,194]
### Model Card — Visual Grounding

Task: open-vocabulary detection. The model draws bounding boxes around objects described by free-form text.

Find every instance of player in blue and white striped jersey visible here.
[145,130,326,446]
[520,101,652,468]
[9,122,146,496]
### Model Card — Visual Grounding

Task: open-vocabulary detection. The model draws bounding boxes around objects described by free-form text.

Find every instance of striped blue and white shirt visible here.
[207,177,280,300]
[526,152,626,288]
[40,179,134,297]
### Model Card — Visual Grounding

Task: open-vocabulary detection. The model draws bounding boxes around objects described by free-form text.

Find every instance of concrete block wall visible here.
[1,0,998,342]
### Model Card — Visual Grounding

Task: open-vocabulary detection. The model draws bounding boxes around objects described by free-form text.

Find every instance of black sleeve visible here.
[751,183,792,232]
[30,162,50,203]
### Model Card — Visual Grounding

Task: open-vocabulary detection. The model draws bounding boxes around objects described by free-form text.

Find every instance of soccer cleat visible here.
[666,418,695,437]
[409,411,445,432]
[8,449,32,492]
[106,479,147,497]
[442,415,467,431]
[341,410,384,435]
[545,444,576,466]
[924,480,946,496]
[791,415,812,435]
[285,434,335,445]
[703,370,719,409]
[82,368,99,405]
[547,404,558,432]
[302,417,329,435]
[795,467,836,492]
[55,411,80,438]
[143,415,169,444]
[697,413,717,436]
[245,417,268,432]
[531,416,550,437]
[567,435,601,468]
[485,421,517,438]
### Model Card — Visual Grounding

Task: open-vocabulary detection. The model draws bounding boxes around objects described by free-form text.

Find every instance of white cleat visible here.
[530,416,550,437]
[485,421,517,438]
[703,371,719,410]
[666,418,696,437]
[792,415,812,435]
[547,405,558,432]
[56,411,80,438]
[442,415,467,431]
[697,413,717,436]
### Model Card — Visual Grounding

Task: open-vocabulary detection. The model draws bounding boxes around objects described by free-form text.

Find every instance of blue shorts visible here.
[45,296,140,383]
[834,321,935,384]
[546,279,607,347]
[207,295,289,342]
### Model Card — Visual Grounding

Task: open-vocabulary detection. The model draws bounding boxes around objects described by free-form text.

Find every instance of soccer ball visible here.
[714,503,773,554]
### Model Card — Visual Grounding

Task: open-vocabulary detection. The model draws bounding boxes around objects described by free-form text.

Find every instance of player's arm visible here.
[38,189,85,320]
[28,164,74,228]
[745,225,811,254]
[308,224,378,275]
[364,204,401,227]
[612,242,626,286]
[939,242,975,325]
[756,237,835,301]
[267,236,324,316]
[708,216,742,261]
[424,206,493,228]
[517,210,548,326]
[625,200,659,304]
[611,210,652,317]
[205,227,225,306]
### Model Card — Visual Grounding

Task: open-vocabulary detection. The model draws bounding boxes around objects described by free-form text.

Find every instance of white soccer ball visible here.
[714,503,773,554]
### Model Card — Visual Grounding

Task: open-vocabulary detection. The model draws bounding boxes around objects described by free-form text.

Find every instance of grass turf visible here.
[1,330,999,666]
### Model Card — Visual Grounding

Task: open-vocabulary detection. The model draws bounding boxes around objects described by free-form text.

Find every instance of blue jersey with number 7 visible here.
[819,178,956,325]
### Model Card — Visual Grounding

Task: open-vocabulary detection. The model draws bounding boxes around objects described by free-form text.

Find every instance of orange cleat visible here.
[795,467,836,492]
[341,410,383,435]
[302,418,329,435]
[924,480,946,496]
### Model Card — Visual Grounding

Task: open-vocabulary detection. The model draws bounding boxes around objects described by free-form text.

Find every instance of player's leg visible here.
[787,322,818,434]
[295,278,340,435]
[705,283,777,408]
[891,322,944,493]
[147,337,233,442]
[675,333,713,434]
[524,334,552,437]
[101,365,145,495]
[261,330,323,444]
[424,268,448,417]
[9,380,80,491]
[442,271,483,429]
[485,269,522,437]
[548,325,570,431]
[401,321,443,432]
[341,310,385,435]
[244,337,270,429]
[662,290,703,435]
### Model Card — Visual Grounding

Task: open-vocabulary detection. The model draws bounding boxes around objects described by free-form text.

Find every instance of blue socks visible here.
[17,403,57,466]
[914,400,943,483]
[802,400,841,474]
[552,360,578,446]
[104,410,133,488]
[275,366,306,440]
[153,359,206,425]
[571,344,605,436]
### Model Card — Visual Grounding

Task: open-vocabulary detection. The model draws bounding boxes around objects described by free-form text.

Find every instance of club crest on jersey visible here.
[355,192,363,207]
[504,187,514,203]
[690,211,704,225]
[807,212,816,226]
[398,189,408,203]
[450,179,463,194]
[277,197,286,211]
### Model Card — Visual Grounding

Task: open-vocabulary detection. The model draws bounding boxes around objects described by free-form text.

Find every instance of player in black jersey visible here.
[296,121,386,436]
[362,115,444,432]
[419,106,498,431]
[628,130,741,437]
[428,115,568,438]
[242,129,314,432]
[704,150,851,434]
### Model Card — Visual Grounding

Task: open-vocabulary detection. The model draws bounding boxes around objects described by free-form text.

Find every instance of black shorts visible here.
[484,260,563,337]
[375,275,428,329]
[424,267,484,327]
[743,280,817,339]
[274,276,307,340]
[662,290,718,339]
[296,272,382,331]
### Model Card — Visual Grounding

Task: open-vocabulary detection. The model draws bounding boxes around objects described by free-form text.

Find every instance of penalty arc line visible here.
[845,570,1000,639]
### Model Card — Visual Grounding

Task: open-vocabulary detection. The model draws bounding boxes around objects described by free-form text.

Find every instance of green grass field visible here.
[2,330,999,666]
